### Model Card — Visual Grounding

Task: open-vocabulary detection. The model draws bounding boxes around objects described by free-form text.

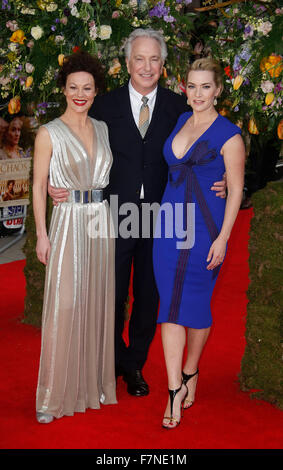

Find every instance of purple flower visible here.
[237,20,243,30]
[274,82,282,94]
[233,55,241,70]
[2,0,11,9]
[240,50,252,62]
[244,24,254,38]
[149,1,170,19]
[164,15,175,23]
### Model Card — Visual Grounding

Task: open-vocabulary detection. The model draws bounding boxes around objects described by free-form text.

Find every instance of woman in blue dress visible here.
[153,58,245,429]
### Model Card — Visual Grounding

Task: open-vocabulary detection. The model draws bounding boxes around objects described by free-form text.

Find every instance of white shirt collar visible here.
[128,80,158,104]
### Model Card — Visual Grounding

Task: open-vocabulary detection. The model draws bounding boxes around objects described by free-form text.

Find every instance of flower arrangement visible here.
[1,0,282,142]
[203,1,283,139]
[0,0,196,121]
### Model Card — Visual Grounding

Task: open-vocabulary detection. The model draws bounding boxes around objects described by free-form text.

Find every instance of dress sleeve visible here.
[219,117,242,150]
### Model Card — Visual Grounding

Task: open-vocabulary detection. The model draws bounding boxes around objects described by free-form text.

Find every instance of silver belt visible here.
[69,189,104,204]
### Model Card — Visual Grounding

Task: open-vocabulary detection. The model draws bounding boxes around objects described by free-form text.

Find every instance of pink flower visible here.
[6,20,18,32]
[112,11,121,19]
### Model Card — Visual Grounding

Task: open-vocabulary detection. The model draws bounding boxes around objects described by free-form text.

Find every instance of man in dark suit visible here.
[49,28,225,397]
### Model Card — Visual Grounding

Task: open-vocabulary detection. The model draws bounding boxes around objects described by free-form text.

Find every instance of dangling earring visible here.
[213,97,217,106]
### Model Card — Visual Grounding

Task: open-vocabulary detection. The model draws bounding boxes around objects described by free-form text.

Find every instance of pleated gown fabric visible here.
[36,118,117,418]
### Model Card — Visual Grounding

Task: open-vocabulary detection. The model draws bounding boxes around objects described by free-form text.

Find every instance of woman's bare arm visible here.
[32,127,52,264]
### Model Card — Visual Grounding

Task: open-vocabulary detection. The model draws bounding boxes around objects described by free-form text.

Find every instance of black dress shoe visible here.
[123,369,149,396]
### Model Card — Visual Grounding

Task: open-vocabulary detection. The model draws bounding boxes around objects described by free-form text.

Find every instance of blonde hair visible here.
[186,58,224,94]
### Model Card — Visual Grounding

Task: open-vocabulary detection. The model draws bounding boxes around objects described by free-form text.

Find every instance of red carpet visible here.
[0,208,282,451]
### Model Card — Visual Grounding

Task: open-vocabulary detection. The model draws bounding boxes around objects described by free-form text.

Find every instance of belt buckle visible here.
[91,189,102,203]
[82,190,90,203]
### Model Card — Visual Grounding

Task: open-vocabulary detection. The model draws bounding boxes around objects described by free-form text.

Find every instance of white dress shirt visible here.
[128,81,158,199]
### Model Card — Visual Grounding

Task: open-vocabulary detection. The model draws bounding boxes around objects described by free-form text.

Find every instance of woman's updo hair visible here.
[186,57,224,95]
[57,50,105,94]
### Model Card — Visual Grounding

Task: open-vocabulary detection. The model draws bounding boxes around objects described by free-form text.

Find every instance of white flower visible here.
[55,35,65,44]
[261,80,275,93]
[68,0,78,7]
[21,8,36,15]
[71,6,80,17]
[258,21,272,36]
[8,43,18,52]
[25,62,35,74]
[89,21,97,40]
[98,25,112,40]
[31,26,44,40]
[46,2,58,12]
[129,0,138,8]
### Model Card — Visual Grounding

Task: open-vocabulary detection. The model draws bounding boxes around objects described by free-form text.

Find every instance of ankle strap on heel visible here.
[182,369,199,385]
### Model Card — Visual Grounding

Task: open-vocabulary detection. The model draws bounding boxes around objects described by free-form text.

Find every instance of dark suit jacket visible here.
[89,83,189,206]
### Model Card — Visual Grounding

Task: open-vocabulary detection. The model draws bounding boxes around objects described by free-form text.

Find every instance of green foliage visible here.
[239,180,283,410]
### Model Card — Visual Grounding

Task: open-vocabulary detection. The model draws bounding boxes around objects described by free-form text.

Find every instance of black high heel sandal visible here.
[162,384,188,429]
[182,369,199,409]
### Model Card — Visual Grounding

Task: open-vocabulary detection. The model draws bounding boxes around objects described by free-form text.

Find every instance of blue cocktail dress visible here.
[153,112,241,328]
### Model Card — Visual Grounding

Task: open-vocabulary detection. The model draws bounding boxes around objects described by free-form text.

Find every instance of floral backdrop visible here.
[0,0,282,142]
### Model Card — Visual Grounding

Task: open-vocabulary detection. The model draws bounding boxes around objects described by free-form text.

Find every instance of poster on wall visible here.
[0,114,34,236]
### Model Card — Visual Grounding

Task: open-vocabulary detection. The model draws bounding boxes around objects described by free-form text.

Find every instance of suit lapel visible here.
[118,84,142,139]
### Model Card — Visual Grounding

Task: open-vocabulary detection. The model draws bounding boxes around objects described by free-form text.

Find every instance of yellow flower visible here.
[108,58,121,76]
[163,67,167,79]
[260,55,283,78]
[58,54,65,66]
[277,120,283,140]
[232,97,240,109]
[10,29,26,45]
[7,52,17,62]
[25,76,33,88]
[265,92,274,105]
[37,0,56,10]
[219,108,229,117]
[8,96,21,114]
[233,75,244,91]
[115,0,122,7]
[248,118,259,135]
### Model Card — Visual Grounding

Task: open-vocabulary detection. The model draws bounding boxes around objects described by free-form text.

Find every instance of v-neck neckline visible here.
[58,117,96,161]
[172,113,220,161]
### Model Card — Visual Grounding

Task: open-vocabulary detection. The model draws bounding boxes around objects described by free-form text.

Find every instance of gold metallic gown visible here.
[36,117,117,418]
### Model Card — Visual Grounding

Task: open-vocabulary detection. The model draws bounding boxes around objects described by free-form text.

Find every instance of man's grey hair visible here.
[124,28,168,63]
